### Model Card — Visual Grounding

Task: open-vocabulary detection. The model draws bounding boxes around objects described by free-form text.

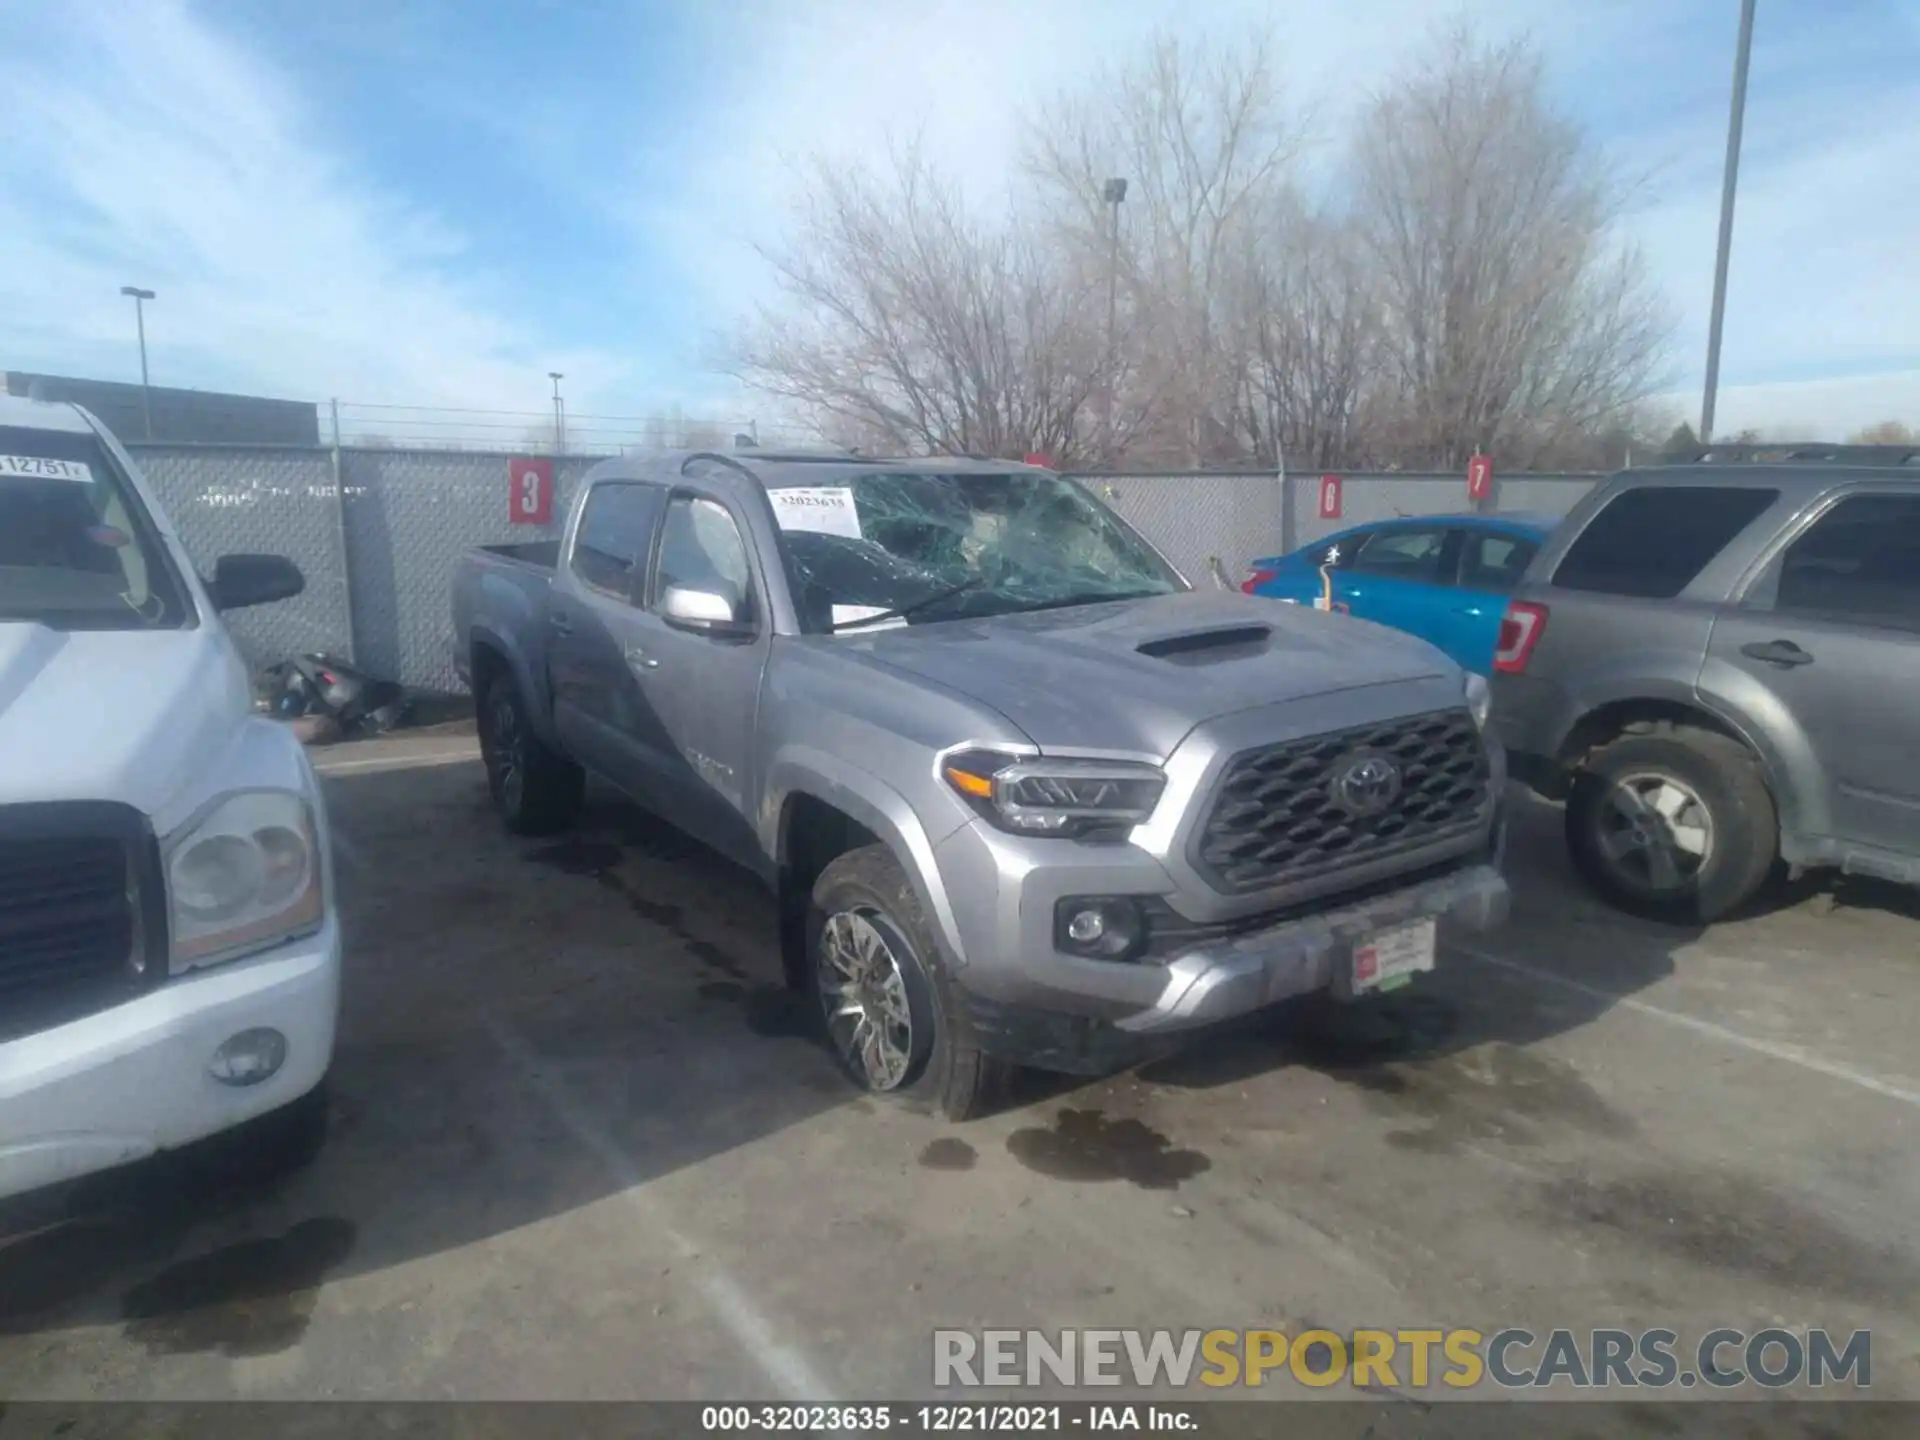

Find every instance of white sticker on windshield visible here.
[830,604,906,633]
[0,455,92,482]
[771,486,863,539]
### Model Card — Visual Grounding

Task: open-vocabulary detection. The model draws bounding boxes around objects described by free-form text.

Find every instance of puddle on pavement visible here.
[919,1138,978,1171]
[525,839,624,876]
[527,839,761,973]
[1534,1170,1919,1313]
[686,938,750,979]
[120,1217,357,1358]
[1006,1108,1210,1191]
[1360,1042,1636,1152]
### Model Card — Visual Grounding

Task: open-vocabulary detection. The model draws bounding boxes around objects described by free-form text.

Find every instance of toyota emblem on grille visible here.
[1332,753,1402,816]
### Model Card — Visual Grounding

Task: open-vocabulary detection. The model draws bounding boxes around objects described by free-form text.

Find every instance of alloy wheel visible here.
[817,908,915,1091]
[1594,771,1716,896]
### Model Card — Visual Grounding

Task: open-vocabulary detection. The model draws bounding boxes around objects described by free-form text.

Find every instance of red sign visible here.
[1023,452,1053,469]
[1317,474,1344,520]
[1467,454,1494,504]
[508,457,554,526]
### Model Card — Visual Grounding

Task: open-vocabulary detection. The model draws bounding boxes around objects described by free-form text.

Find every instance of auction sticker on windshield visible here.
[0,455,92,482]
[771,485,863,540]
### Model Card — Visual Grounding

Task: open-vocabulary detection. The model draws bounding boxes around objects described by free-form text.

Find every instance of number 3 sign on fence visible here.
[508,457,554,525]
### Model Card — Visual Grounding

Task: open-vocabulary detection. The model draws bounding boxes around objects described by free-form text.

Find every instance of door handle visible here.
[1740,639,1813,668]
[549,611,573,637]
[624,645,659,671]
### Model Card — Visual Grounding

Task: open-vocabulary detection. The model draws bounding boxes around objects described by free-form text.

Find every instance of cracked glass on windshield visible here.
[765,469,1185,634]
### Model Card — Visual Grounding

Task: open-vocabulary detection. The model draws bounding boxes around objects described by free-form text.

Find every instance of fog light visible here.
[209,1028,288,1087]
[1054,897,1145,961]
[1066,908,1107,943]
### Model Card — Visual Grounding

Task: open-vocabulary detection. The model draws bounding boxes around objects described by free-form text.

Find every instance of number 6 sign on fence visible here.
[508,457,554,525]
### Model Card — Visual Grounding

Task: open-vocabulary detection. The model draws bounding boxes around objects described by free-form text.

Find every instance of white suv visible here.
[0,394,340,1199]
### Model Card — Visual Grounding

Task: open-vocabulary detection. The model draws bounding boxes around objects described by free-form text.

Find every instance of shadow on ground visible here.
[0,762,847,1355]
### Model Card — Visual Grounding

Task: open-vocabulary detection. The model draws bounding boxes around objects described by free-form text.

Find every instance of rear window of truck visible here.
[1551,485,1779,599]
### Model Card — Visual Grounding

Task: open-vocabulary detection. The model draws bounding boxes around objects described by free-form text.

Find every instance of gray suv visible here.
[1492,460,1920,922]
[454,452,1510,1118]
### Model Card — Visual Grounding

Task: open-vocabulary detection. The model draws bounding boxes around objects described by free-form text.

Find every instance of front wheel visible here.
[1566,724,1777,924]
[806,845,1011,1121]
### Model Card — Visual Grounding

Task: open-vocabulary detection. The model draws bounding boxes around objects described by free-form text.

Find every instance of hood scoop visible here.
[1135,625,1272,665]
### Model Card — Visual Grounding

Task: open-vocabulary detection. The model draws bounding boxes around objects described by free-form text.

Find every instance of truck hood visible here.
[854,591,1456,755]
[0,622,252,822]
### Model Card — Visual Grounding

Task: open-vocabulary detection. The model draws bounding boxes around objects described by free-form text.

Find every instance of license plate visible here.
[1352,919,1437,995]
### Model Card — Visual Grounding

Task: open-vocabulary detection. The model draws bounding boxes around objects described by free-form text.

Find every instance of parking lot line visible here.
[484,1018,840,1402]
[314,746,481,775]
[1449,941,1920,1109]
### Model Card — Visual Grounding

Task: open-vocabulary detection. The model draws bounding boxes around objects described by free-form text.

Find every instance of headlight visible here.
[941,749,1166,838]
[1463,671,1492,730]
[166,791,323,973]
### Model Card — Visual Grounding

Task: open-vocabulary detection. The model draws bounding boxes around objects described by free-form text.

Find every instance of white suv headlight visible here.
[165,790,324,973]
[1463,671,1492,730]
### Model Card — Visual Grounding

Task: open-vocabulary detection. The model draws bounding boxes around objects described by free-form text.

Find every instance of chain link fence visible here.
[129,444,1604,694]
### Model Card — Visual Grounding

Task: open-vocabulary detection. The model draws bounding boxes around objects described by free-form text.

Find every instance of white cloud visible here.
[0,0,632,423]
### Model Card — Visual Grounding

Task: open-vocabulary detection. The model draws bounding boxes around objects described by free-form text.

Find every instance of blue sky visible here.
[2,0,1916,440]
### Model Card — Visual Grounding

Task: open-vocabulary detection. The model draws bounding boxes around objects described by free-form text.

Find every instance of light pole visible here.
[1100,178,1128,462]
[548,372,565,454]
[120,286,156,438]
[1700,0,1756,445]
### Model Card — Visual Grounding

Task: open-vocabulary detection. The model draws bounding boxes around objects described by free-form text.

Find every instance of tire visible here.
[1566,723,1777,924]
[478,672,583,836]
[806,844,1011,1121]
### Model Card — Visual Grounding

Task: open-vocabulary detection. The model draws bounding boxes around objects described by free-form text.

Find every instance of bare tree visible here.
[1027,31,1303,465]
[1849,420,1916,445]
[1231,198,1389,468]
[1349,25,1672,469]
[728,149,1111,464]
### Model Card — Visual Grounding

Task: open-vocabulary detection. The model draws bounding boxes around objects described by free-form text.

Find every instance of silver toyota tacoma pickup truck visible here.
[452,451,1510,1118]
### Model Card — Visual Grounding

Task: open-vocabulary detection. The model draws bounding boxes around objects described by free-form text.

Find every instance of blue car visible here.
[1242,512,1556,673]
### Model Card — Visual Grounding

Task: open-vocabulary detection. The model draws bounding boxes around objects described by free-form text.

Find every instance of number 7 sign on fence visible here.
[508,457,554,525]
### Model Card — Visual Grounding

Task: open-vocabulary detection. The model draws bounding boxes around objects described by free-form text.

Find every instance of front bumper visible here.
[1115,859,1507,1034]
[0,918,341,1201]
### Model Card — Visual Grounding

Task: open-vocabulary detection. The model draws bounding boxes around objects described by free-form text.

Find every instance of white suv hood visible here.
[0,622,253,825]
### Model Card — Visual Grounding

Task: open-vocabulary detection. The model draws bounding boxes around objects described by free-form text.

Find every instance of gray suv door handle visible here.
[549,611,573,637]
[1741,639,1813,668]
[625,645,659,671]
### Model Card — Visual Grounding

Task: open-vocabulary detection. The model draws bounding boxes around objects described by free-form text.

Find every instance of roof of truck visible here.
[0,394,93,433]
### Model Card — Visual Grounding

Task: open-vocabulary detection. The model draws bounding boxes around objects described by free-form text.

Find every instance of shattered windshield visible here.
[765,469,1186,634]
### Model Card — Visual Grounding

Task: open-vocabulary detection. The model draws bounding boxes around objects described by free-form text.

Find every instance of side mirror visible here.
[661,585,752,637]
[207,553,305,611]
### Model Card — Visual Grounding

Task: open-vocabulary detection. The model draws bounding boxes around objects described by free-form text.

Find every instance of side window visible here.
[1311,533,1362,569]
[1762,493,1920,630]
[654,494,756,619]
[1459,531,1539,592]
[570,483,664,602]
[1349,526,1449,583]
[1552,486,1778,599]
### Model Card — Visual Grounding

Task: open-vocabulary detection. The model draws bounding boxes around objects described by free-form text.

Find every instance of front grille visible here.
[0,803,161,1043]
[1194,708,1490,893]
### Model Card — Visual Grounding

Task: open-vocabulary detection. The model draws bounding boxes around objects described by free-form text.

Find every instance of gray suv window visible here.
[1768,493,1920,630]
[571,483,664,601]
[1552,485,1777,599]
